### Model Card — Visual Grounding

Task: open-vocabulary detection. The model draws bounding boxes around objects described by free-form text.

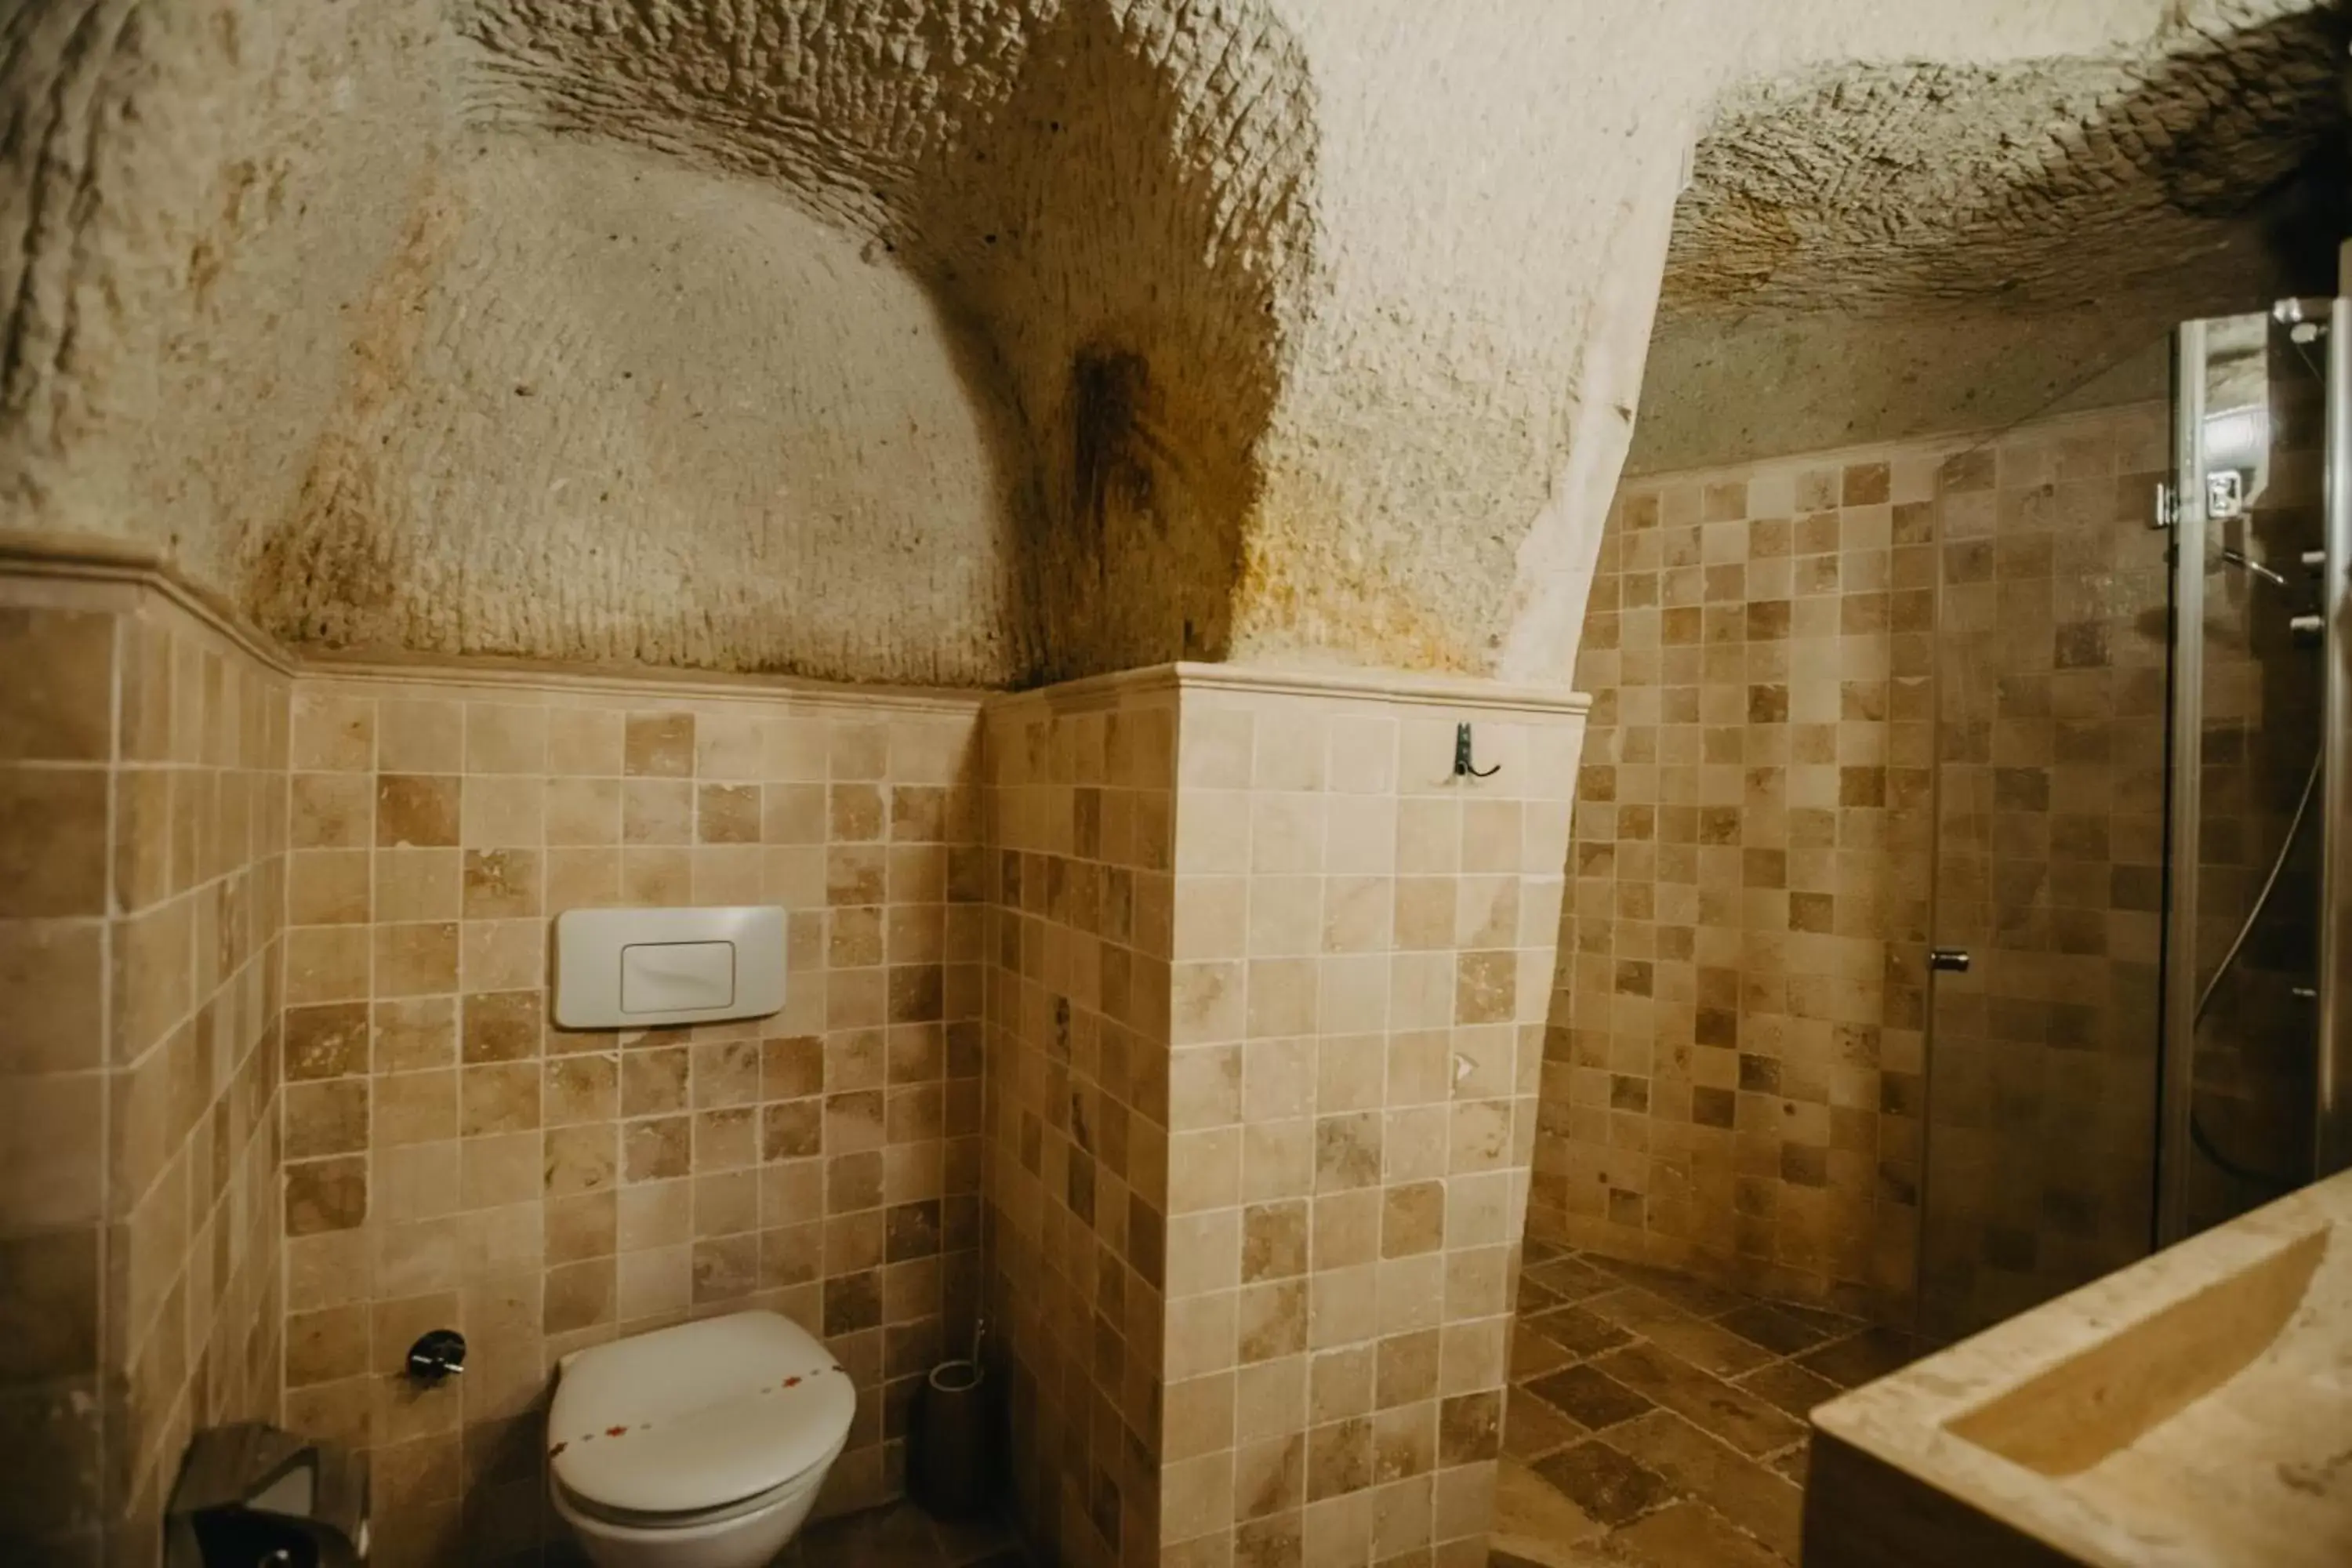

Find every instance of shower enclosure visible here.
[1915,297,2352,1340]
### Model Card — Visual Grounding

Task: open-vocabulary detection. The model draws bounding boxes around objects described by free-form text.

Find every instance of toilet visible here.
[546,1310,855,1568]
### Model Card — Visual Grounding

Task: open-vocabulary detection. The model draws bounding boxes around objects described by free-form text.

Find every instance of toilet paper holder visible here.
[165,1421,368,1568]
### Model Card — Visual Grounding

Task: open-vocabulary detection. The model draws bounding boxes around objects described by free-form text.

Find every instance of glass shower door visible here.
[1911,301,2352,1343]
[1916,370,2174,1342]
[2159,307,2335,1243]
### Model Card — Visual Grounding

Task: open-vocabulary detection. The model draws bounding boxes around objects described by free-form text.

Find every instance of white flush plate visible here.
[554,906,786,1029]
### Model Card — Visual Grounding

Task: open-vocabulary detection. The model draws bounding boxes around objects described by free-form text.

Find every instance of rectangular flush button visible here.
[620,941,735,1014]
[552,906,785,1029]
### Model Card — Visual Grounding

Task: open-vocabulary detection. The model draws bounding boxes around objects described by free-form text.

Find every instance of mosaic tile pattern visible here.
[1920,404,2172,1336]
[273,672,989,1566]
[1490,1239,1923,1567]
[982,684,1178,1568]
[1544,448,1944,1319]
[1543,401,2177,1335]
[0,575,289,1564]
[1156,683,1584,1568]
[982,670,1587,1568]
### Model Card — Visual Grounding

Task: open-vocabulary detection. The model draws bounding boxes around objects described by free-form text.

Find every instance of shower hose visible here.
[2187,750,2321,1191]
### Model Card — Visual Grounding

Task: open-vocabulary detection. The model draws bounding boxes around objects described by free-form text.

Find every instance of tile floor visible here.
[1488,1240,1926,1568]
[777,1499,1032,1566]
[720,1242,1918,1568]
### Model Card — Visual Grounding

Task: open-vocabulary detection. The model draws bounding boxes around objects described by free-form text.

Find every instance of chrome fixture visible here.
[2319,296,2352,1177]
[2218,546,2292,589]
[406,1328,467,1386]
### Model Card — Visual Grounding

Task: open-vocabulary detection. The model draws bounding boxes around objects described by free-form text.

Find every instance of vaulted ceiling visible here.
[2,0,2337,683]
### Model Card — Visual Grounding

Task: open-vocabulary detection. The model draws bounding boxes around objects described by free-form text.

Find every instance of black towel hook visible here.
[1453,722,1501,779]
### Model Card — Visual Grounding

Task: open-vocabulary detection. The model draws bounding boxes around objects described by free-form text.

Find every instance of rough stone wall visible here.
[3,0,2337,686]
[1632,0,2347,472]
[1,0,452,595]
[243,131,1033,683]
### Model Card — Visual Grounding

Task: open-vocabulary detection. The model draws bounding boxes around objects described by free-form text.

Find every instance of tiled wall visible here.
[981,683,1178,1568]
[4,542,1598,1568]
[1919,405,2171,1335]
[978,670,1587,1568]
[1,572,289,1564]
[270,670,986,1565]
[1155,679,1582,1568]
[1548,401,2170,1331]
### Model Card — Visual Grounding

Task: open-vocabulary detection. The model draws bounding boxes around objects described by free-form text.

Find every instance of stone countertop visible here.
[1805,1166,2352,1568]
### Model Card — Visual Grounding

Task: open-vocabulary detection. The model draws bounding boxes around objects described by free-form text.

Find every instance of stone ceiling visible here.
[2,0,2340,682]
[1632,0,2347,470]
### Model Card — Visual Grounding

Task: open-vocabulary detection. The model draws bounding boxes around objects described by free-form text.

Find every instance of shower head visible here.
[2219,546,2292,589]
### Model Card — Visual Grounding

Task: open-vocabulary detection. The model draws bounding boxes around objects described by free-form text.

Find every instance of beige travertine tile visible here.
[378,699,465,773]
[543,707,623,776]
[294,692,376,772]
[462,776,543,847]
[462,849,539,918]
[0,1072,103,1230]
[286,927,371,1005]
[0,607,113,762]
[0,768,107,916]
[376,848,459,922]
[376,775,456,848]
[546,847,621,909]
[0,920,105,1074]
[624,713,695,778]
[111,767,172,913]
[376,923,459,997]
[290,849,372,925]
[465,702,546,775]
[375,1072,458,1147]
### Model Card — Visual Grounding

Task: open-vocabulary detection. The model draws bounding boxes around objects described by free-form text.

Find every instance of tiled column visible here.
[0,564,289,1565]
[982,667,1586,1568]
[1156,673,1584,1566]
[982,680,1179,1566]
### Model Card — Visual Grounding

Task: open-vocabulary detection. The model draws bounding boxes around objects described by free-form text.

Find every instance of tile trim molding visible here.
[0,528,297,675]
[2,530,1592,718]
[992,659,1593,717]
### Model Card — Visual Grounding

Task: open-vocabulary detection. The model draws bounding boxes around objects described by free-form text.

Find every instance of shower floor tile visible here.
[1490,1241,1928,1567]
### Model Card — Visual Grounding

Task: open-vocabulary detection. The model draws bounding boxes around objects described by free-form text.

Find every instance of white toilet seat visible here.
[558,1473,795,1530]
[552,1426,845,1531]
[546,1309,856,1568]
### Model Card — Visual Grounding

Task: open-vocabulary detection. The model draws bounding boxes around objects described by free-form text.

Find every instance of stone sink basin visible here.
[1802,1169,2352,1568]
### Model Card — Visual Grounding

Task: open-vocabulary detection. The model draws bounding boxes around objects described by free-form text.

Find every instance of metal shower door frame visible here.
[2318,297,2352,1180]
[2155,320,2209,1249]
[2158,300,2352,1247]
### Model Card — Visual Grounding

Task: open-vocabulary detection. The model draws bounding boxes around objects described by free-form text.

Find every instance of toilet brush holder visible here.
[910,1359,991,1519]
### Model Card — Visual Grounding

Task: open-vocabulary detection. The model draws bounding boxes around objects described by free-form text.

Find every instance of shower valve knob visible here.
[1928,949,1973,974]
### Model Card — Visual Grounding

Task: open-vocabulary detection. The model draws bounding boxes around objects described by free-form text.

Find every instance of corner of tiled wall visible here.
[1155,681,1582,1568]
[1544,400,2176,1334]
[271,675,989,1564]
[0,572,289,1566]
[5,548,1599,1568]
[981,681,1180,1568]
